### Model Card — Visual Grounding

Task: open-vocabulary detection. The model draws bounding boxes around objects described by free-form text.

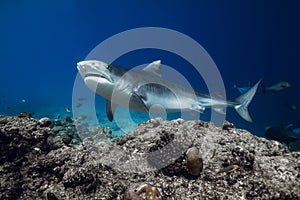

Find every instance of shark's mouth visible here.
[84,73,105,78]
[84,73,113,82]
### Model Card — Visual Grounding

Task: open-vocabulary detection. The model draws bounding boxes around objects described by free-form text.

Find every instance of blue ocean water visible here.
[0,1,299,137]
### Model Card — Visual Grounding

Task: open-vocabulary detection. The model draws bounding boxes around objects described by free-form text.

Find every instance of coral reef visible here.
[0,115,299,199]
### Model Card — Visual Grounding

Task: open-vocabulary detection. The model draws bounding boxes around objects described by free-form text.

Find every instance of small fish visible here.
[289,104,297,110]
[233,82,250,94]
[218,165,239,173]
[21,99,26,103]
[262,81,291,94]
[285,124,300,136]
[292,127,300,135]
[65,107,71,113]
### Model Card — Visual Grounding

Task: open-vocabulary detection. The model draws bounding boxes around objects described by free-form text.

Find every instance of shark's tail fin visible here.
[234,79,261,122]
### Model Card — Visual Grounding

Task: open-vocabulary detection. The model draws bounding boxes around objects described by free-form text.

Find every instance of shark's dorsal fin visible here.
[143,60,162,77]
[106,100,117,121]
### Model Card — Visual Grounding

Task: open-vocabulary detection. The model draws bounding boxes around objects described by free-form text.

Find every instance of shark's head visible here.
[77,60,115,98]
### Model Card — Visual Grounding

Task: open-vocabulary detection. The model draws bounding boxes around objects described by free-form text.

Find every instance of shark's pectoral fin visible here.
[106,100,117,121]
[189,104,205,116]
[130,92,149,113]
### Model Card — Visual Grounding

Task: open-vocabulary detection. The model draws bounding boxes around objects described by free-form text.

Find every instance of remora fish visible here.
[77,60,261,122]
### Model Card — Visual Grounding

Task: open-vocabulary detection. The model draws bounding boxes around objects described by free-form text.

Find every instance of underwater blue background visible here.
[0,0,299,136]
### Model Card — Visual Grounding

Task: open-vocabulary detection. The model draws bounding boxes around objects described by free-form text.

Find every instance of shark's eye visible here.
[107,65,111,70]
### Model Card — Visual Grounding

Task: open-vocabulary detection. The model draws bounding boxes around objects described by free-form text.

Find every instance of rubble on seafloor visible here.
[0,113,299,199]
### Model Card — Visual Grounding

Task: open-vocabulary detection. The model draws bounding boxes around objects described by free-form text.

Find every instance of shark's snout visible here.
[76,62,84,72]
[77,62,89,78]
[77,62,83,68]
[77,60,101,76]
[77,61,96,71]
[77,60,109,72]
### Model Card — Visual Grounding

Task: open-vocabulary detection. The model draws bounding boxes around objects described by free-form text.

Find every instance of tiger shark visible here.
[77,60,261,122]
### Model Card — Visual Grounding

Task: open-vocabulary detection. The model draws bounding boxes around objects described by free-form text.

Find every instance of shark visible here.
[77,60,261,122]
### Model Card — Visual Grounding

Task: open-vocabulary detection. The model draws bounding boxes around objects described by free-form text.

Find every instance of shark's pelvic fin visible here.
[234,79,261,122]
[106,100,117,121]
[213,107,226,115]
[143,60,162,77]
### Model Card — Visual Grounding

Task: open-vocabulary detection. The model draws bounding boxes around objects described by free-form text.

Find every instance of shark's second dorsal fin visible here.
[143,60,162,77]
